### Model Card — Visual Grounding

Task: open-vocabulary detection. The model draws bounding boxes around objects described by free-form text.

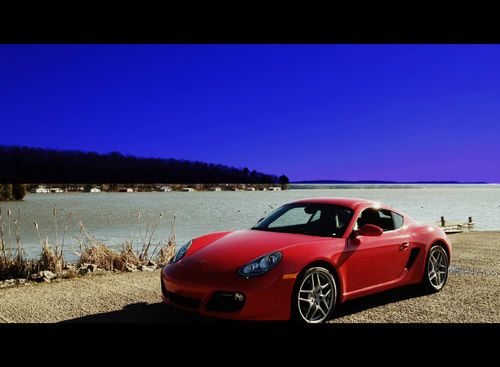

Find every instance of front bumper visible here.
[160,262,295,320]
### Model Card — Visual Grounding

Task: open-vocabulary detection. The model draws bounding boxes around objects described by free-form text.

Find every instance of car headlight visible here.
[238,251,282,278]
[170,240,193,264]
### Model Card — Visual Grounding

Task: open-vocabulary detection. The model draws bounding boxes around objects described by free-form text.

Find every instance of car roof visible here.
[291,197,380,210]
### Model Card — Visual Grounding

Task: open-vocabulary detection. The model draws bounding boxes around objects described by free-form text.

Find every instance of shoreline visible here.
[1,231,499,323]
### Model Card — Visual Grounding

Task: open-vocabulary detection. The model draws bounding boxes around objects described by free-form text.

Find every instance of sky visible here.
[1,44,499,182]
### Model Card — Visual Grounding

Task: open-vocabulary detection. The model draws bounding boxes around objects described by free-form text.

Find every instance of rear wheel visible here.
[421,245,449,293]
[292,267,337,323]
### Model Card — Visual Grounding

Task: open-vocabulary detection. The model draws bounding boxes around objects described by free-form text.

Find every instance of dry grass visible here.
[0,207,178,281]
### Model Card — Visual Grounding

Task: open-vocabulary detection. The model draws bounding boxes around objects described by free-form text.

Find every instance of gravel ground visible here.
[0,231,499,323]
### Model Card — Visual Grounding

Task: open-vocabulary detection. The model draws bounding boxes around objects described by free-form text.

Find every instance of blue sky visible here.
[1,44,499,181]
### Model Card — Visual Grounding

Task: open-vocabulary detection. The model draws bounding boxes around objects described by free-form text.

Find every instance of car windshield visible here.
[251,203,354,238]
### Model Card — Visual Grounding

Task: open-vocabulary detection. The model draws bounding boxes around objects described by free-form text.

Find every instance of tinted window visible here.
[356,208,395,231]
[253,203,354,238]
[392,212,404,229]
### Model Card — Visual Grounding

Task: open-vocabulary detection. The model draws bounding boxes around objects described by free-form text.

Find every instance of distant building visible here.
[268,186,282,191]
[32,185,49,193]
[214,187,222,192]
[48,187,64,193]
[159,186,172,192]
[182,187,196,192]
[89,187,101,193]
[119,188,134,193]
[245,187,256,191]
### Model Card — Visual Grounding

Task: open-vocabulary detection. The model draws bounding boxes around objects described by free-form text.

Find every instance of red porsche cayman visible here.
[161,197,451,323]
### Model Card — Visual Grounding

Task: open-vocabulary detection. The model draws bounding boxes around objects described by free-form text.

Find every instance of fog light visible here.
[234,292,245,302]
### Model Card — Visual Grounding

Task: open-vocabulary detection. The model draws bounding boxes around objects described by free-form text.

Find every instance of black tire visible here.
[420,244,449,293]
[291,266,338,324]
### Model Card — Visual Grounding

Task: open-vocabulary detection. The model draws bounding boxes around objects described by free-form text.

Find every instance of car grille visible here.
[206,291,246,312]
[166,291,202,309]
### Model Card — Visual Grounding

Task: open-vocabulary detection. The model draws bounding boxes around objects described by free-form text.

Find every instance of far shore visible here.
[27,183,287,194]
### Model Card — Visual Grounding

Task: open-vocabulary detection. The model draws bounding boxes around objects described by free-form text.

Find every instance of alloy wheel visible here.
[427,246,448,290]
[297,269,336,323]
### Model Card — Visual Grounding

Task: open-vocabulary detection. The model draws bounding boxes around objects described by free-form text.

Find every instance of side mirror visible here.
[356,224,383,237]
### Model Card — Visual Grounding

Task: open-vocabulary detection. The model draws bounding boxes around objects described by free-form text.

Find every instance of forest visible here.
[0,145,289,184]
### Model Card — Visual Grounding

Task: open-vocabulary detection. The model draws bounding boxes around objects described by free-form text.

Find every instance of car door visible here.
[345,208,411,292]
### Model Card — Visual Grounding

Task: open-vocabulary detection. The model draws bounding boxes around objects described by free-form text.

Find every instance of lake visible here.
[1,185,499,260]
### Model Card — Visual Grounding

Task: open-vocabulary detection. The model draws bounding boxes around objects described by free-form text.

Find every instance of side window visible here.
[356,208,380,229]
[356,208,395,231]
[378,209,394,231]
[392,212,404,229]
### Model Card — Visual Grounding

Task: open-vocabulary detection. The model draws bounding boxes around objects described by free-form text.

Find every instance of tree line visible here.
[0,145,289,185]
[0,184,26,200]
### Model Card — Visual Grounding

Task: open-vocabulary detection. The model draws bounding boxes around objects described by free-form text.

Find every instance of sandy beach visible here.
[0,231,499,323]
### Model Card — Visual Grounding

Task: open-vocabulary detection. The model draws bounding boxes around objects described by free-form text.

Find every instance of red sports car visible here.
[161,197,451,323]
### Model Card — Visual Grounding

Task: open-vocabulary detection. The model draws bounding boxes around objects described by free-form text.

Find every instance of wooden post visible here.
[468,216,472,223]
[441,216,445,226]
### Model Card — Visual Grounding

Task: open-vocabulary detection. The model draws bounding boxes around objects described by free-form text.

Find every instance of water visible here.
[1,185,499,260]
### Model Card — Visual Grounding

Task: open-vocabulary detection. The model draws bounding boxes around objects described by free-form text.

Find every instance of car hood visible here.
[178,229,334,273]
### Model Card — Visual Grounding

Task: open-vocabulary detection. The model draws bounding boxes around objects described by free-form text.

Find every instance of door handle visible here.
[400,241,410,250]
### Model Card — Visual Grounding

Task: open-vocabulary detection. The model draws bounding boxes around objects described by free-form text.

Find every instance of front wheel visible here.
[292,267,337,323]
[421,245,449,293]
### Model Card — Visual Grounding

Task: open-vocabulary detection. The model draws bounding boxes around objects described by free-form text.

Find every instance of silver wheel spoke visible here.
[310,307,319,320]
[316,273,322,290]
[305,302,314,320]
[317,304,327,316]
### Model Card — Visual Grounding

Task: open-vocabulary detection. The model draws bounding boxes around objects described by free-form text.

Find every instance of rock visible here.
[125,264,138,272]
[28,271,56,282]
[64,264,76,271]
[29,273,42,282]
[16,279,27,285]
[87,264,98,273]
[147,260,158,269]
[78,267,91,276]
[138,264,154,271]
[41,271,56,281]
[5,279,15,284]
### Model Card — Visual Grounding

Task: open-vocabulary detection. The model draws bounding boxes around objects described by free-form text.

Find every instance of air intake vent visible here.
[405,248,420,269]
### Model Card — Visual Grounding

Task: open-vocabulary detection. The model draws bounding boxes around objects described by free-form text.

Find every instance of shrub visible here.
[12,184,26,200]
